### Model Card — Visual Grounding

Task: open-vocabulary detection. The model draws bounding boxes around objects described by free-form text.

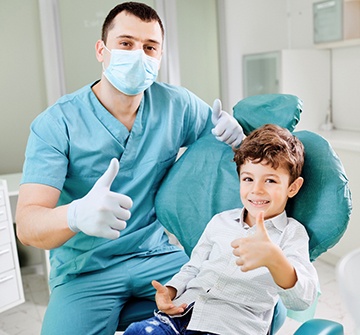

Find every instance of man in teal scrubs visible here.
[16,2,243,334]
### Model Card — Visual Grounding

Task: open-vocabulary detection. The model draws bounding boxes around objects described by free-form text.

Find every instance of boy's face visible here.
[239,160,302,226]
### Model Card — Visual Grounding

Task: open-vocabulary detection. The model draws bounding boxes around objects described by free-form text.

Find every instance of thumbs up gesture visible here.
[211,98,244,148]
[67,158,133,239]
[231,212,274,272]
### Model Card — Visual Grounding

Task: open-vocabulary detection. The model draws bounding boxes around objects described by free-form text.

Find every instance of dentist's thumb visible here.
[212,98,222,123]
[95,158,120,189]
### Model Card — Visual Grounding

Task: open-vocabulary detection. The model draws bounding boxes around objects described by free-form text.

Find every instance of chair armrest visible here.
[293,319,344,335]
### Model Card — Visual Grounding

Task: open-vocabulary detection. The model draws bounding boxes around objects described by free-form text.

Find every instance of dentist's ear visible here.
[288,177,304,198]
[95,39,106,62]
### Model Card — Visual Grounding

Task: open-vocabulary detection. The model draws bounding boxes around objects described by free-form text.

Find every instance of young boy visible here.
[124,124,318,335]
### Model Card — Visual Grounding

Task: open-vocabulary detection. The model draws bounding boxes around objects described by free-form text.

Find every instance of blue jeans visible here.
[123,305,217,335]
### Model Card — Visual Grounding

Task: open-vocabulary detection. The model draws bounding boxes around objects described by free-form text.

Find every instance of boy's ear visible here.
[288,177,304,198]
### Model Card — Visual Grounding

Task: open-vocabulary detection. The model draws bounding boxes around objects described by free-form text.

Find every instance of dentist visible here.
[16,2,243,334]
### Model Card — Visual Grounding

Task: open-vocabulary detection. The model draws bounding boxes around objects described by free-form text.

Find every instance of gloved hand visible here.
[211,98,244,148]
[67,158,133,239]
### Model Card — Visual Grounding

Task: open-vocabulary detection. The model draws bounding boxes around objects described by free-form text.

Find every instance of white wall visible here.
[332,46,360,131]
[219,0,289,111]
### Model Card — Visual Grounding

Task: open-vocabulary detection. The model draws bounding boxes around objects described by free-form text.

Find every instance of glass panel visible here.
[243,52,280,97]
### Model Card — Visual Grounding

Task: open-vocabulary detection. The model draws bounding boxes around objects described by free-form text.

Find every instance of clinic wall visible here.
[176,0,221,105]
[0,0,48,175]
[0,0,219,175]
[220,0,360,263]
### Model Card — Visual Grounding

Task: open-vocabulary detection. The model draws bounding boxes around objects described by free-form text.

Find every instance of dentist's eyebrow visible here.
[116,34,161,45]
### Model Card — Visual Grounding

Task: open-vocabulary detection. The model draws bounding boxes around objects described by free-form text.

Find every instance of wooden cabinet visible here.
[0,179,24,313]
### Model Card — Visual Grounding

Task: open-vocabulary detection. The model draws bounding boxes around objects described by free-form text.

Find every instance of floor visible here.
[0,259,357,335]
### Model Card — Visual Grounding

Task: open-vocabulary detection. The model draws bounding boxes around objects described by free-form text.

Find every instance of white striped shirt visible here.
[166,208,318,335]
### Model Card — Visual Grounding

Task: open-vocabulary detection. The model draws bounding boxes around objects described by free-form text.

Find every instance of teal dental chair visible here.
[117,94,351,334]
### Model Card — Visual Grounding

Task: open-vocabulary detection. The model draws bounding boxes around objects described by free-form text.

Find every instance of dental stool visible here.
[116,94,351,334]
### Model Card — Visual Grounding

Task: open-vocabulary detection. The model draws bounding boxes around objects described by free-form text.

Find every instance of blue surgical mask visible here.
[103,44,160,96]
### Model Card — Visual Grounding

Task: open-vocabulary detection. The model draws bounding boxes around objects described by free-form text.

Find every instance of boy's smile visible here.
[240,160,302,227]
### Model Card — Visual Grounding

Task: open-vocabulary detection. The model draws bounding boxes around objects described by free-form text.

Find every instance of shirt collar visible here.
[238,208,288,232]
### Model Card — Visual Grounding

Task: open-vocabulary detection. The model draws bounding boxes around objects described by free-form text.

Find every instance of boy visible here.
[124,124,318,334]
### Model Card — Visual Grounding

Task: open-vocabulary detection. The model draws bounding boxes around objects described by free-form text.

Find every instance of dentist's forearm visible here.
[16,203,75,250]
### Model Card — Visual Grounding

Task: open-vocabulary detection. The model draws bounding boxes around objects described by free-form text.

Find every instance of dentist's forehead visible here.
[108,11,163,45]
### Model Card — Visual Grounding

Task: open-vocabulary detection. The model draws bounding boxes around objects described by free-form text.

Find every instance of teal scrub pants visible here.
[41,250,189,335]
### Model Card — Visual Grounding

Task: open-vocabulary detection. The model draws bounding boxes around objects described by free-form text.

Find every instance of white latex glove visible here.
[211,98,244,148]
[67,158,133,239]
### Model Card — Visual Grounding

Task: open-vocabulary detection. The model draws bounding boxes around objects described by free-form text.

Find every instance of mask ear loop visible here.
[102,41,110,72]
[102,41,111,54]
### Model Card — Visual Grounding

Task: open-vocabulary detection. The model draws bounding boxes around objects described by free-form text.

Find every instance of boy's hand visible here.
[231,211,275,271]
[152,280,187,315]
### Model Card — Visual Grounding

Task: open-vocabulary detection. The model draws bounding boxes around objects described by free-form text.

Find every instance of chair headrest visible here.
[233,94,302,135]
[155,95,352,261]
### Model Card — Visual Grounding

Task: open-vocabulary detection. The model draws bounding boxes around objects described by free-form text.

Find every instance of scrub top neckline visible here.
[88,83,145,149]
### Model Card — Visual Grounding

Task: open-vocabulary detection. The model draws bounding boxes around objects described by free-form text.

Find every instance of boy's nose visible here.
[251,181,263,193]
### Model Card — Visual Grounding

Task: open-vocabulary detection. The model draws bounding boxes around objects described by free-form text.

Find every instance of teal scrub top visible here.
[21,81,213,289]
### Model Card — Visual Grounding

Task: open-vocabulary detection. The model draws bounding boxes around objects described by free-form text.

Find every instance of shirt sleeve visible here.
[21,108,69,190]
[166,215,216,298]
[180,88,213,147]
[277,221,319,311]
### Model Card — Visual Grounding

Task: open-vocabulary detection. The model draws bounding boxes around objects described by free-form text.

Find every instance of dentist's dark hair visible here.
[101,2,164,43]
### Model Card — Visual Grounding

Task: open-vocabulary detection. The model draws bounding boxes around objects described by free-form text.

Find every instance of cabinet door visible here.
[0,203,11,246]
[243,51,280,97]
[0,180,24,313]
[0,270,21,311]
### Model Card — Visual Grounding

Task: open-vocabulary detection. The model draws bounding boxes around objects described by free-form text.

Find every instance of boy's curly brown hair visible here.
[233,124,305,184]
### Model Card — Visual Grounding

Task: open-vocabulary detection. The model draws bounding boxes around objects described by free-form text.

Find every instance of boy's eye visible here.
[265,179,276,183]
[242,177,253,182]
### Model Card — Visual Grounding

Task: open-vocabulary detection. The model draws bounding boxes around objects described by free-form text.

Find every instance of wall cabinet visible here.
[0,180,24,313]
[242,49,331,132]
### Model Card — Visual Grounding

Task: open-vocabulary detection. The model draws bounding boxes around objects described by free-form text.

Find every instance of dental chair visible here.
[116,94,351,334]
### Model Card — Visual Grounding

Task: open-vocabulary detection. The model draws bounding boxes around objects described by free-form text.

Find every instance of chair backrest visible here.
[155,94,352,261]
[337,248,360,331]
